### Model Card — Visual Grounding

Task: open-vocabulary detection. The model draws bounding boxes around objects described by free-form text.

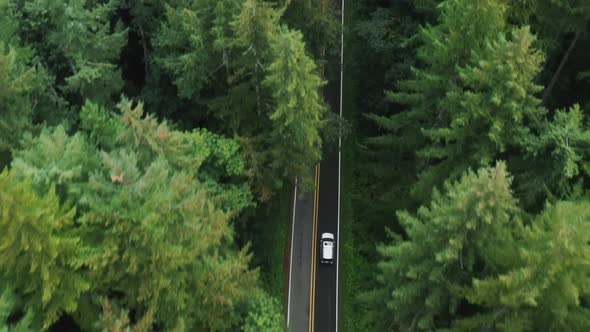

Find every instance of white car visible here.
[320,232,335,265]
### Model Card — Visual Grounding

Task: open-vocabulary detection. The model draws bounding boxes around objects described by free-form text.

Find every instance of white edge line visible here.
[336,0,344,330]
[287,177,298,327]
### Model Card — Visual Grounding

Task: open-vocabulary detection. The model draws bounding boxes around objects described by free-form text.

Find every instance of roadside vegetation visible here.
[0,0,335,331]
[346,0,590,331]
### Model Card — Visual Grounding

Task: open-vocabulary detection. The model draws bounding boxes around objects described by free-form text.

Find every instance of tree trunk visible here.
[542,30,581,105]
[138,23,149,79]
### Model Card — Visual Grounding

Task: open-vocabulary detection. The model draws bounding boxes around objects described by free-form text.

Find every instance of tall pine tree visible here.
[17,0,127,105]
[369,0,547,203]
[362,162,522,330]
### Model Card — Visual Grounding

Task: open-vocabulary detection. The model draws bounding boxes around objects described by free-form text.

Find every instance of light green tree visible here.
[242,290,286,332]
[371,0,547,203]
[11,125,100,199]
[259,27,327,198]
[11,98,258,330]
[365,161,590,331]
[0,44,35,152]
[0,288,33,332]
[417,26,545,198]
[0,170,89,330]
[459,200,590,331]
[0,1,43,153]
[77,99,255,330]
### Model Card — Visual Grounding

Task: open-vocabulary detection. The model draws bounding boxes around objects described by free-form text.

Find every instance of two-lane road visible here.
[312,156,340,332]
[288,0,344,330]
[313,0,345,327]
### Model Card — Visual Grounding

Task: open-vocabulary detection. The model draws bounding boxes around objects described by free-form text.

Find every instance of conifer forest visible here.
[1,0,590,331]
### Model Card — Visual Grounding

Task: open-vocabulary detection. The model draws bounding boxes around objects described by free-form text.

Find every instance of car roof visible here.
[321,232,334,240]
[322,241,333,259]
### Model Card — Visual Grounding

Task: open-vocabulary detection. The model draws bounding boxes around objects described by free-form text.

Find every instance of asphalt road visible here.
[289,0,343,330]
[313,0,344,326]
[313,156,339,332]
[287,173,315,331]
[289,86,341,332]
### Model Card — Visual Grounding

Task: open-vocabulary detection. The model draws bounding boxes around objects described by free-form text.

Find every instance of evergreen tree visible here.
[459,200,590,331]
[0,1,48,152]
[155,0,327,200]
[212,0,281,132]
[17,0,127,105]
[76,99,256,330]
[362,162,522,330]
[11,125,100,199]
[365,161,590,331]
[369,0,548,203]
[154,0,242,100]
[242,290,286,332]
[0,44,35,152]
[417,26,545,198]
[0,170,89,330]
[259,27,327,198]
[10,98,258,329]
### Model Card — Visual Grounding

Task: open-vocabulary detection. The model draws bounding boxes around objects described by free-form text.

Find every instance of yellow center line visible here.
[309,163,320,332]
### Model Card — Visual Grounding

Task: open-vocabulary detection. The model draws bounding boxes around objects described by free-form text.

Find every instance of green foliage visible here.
[0,169,89,330]
[368,0,548,203]
[340,151,373,332]
[155,0,328,201]
[350,2,423,229]
[459,200,590,331]
[282,0,339,58]
[0,0,51,152]
[83,98,253,213]
[515,104,590,205]
[10,98,258,329]
[77,99,255,330]
[245,187,289,300]
[11,125,100,199]
[417,26,545,197]
[533,0,590,44]
[362,162,522,330]
[0,43,35,152]
[18,0,127,104]
[260,27,327,196]
[216,0,280,131]
[80,151,255,329]
[154,0,242,99]
[242,290,285,332]
[0,0,339,329]
[0,288,33,332]
[79,100,125,150]
[366,161,590,331]
[95,301,155,332]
